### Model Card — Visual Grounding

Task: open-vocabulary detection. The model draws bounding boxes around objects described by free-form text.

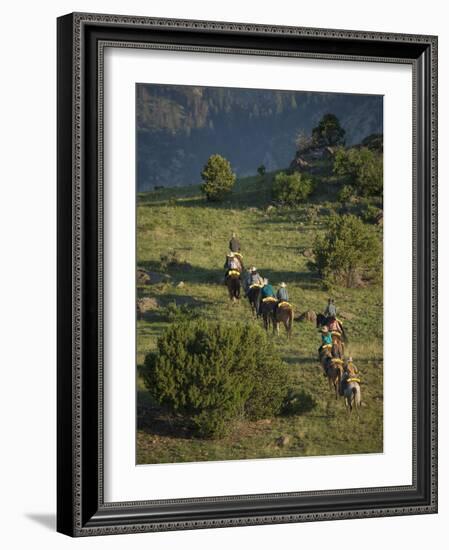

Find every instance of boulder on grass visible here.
[297,310,317,323]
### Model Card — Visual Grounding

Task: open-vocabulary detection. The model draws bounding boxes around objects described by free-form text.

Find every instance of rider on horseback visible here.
[324,297,344,338]
[249,266,264,287]
[229,232,244,270]
[224,252,241,272]
[276,282,289,303]
[224,252,241,283]
[339,357,360,396]
[318,325,333,357]
[261,278,276,300]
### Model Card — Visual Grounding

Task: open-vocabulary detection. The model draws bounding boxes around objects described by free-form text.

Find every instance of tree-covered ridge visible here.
[136,84,383,190]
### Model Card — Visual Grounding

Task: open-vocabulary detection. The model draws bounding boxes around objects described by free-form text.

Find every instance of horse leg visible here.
[286,315,292,339]
[348,396,353,413]
[227,283,233,301]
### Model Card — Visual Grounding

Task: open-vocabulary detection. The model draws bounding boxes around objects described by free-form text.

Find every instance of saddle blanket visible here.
[262,296,277,303]
[249,283,263,289]
[278,301,292,309]
[227,269,241,277]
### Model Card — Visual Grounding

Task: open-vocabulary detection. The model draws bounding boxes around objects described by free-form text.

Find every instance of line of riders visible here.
[224,233,362,411]
[317,299,362,411]
[224,233,293,336]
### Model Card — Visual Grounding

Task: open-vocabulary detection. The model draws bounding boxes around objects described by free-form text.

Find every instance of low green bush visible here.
[272,171,314,205]
[143,320,289,438]
[312,214,382,288]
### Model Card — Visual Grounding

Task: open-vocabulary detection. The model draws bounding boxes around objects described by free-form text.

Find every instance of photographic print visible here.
[136,83,384,465]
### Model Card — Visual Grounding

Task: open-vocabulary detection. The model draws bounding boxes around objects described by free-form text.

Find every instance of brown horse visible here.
[320,351,343,400]
[274,302,293,338]
[260,299,277,331]
[331,332,344,358]
[225,271,241,302]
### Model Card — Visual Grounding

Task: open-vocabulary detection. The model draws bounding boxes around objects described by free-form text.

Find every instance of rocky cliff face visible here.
[137,84,383,190]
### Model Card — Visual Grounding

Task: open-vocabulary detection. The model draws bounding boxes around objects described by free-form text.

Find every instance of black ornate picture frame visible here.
[57,12,438,537]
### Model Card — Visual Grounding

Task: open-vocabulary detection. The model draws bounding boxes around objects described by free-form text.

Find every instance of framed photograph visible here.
[57,12,438,536]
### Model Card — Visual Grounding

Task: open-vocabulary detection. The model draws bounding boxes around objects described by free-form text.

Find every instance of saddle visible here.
[330,357,344,366]
[320,344,332,351]
[278,301,292,309]
[346,377,361,383]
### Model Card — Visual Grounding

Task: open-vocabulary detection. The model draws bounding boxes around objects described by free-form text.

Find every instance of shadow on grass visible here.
[137,395,197,441]
[282,389,317,416]
[138,174,277,211]
[139,295,214,325]
[138,258,320,290]
[138,259,224,285]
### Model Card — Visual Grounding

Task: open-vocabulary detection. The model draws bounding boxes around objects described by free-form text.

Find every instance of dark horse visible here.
[226,271,241,302]
[316,313,328,328]
[247,285,262,317]
[260,299,277,331]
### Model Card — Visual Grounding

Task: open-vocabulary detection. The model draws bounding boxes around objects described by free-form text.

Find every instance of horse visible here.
[316,313,328,328]
[274,302,293,338]
[259,298,277,331]
[331,332,345,359]
[342,380,362,413]
[320,350,343,400]
[340,364,362,413]
[247,285,262,318]
[225,271,241,302]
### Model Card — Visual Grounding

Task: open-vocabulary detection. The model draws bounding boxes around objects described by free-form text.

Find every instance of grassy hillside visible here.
[136,172,383,464]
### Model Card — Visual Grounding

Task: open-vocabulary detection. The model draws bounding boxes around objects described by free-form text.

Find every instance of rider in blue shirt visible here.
[261,278,275,299]
[276,282,289,302]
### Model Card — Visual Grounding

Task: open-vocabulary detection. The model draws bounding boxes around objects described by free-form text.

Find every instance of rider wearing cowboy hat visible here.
[276,282,289,303]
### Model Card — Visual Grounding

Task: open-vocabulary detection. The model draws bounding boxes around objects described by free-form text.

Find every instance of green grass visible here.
[136,172,383,464]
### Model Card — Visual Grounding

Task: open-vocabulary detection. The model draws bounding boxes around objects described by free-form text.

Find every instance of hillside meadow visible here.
[136,172,383,464]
